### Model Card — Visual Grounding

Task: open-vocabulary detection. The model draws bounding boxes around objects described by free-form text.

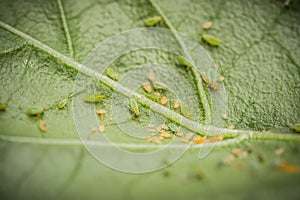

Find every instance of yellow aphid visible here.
[157,124,169,132]
[160,96,168,106]
[277,163,300,173]
[143,83,152,93]
[202,76,211,85]
[202,21,212,29]
[185,132,194,140]
[173,101,180,109]
[221,114,228,120]
[152,136,162,144]
[96,109,106,120]
[219,75,225,82]
[211,82,218,90]
[223,154,235,166]
[146,73,155,82]
[154,92,161,97]
[99,125,106,133]
[275,147,285,157]
[91,127,99,132]
[160,131,172,139]
[207,135,223,142]
[231,148,246,157]
[193,136,206,144]
[38,120,46,132]
[227,125,235,130]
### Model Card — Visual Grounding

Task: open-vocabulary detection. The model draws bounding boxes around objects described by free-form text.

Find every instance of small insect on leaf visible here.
[0,103,7,111]
[202,76,211,85]
[146,72,155,82]
[207,135,224,143]
[227,125,235,130]
[218,75,225,82]
[221,114,228,120]
[26,107,44,117]
[106,68,119,81]
[129,98,140,117]
[99,125,106,133]
[231,148,248,158]
[57,98,68,109]
[143,83,152,93]
[193,136,206,144]
[167,123,179,133]
[180,106,193,119]
[160,96,168,106]
[96,109,106,120]
[277,163,300,173]
[292,124,300,133]
[160,131,172,139]
[173,100,180,109]
[38,120,46,132]
[177,56,193,69]
[201,34,220,47]
[211,82,218,90]
[153,82,168,91]
[275,147,285,157]
[145,93,159,102]
[83,94,105,103]
[145,16,162,27]
[202,21,212,29]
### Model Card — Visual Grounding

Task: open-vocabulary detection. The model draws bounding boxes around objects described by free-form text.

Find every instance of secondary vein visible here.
[57,0,74,58]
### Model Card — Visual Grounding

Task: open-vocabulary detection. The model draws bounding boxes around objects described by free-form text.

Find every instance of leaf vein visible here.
[57,0,74,58]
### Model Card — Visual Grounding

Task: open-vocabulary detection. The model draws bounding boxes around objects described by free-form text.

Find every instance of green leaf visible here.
[0,0,300,199]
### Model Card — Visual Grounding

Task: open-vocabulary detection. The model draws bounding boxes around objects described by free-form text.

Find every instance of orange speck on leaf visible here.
[193,137,206,144]
[277,163,300,173]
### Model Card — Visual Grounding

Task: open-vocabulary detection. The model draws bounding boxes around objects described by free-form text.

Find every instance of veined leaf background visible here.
[0,0,299,199]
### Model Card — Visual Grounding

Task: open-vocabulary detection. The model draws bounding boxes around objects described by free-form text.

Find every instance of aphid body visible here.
[145,16,162,27]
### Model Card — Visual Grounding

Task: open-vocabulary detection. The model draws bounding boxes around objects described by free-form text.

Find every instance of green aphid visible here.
[292,124,300,133]
[57,98,68,109]
[83,94,105,103]
[145,93,159,102]
[201,34,220,47]
[129,98,140,117]
[180,106,193,119]
[0,103,7,111]
[145,16,162,27]
[167,123,179,133]
[177,56,193,69]
[106,68,119,81]
[153,82,168,91]
[26,107,44,116]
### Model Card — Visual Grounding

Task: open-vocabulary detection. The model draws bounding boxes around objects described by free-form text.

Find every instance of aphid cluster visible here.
[140,73,170,108]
